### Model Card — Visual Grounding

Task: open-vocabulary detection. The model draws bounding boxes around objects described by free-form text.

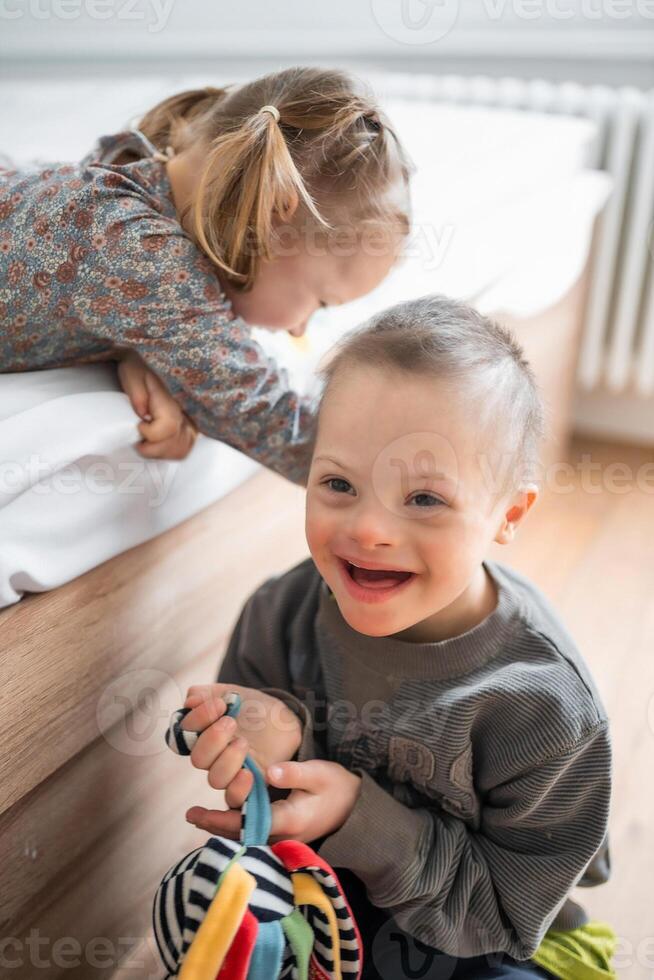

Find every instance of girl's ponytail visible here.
[192,106,329,286]
[138,68,412,289]
[136,87,227,158]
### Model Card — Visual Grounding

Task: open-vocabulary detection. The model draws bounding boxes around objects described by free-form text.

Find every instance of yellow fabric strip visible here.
[531,921,618,980]
[292,872,342,980]
[178,861,256,980]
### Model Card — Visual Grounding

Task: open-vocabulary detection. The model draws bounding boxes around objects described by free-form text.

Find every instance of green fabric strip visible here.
[531,921,618,980]
[281,908,315,980]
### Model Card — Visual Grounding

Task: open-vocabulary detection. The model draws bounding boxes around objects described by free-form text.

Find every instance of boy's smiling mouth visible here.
[336,555,417,604]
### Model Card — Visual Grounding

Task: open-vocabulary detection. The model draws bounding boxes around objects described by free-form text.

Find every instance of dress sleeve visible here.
[318,722,612,960]
[77,176,317,485]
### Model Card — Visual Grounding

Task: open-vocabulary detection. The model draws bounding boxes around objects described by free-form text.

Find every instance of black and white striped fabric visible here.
[153,835,296,976]
[164,698,254,847]
[157,697,363,979]
[165,706,200,756]
[297,863,361,978]
[153,838,363,979]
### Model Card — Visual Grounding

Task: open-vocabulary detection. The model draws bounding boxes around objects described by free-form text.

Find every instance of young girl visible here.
[0,67,411,480]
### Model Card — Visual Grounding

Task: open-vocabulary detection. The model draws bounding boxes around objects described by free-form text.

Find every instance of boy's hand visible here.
[117,351,198,460]
[181,684,303,809]
[186,759,362,844]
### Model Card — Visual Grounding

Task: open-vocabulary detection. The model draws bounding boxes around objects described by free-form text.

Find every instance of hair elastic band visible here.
[151,145,175,163]
[129,126,175,163]
[259,104,280,122]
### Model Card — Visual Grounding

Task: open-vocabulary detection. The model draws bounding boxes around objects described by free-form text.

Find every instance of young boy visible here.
[178,295,612,979]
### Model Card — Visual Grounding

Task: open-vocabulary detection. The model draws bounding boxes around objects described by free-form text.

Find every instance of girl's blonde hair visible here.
[135,67,412,288]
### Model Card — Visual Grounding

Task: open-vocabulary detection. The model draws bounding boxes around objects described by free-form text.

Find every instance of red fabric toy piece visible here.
[216,908,258,980]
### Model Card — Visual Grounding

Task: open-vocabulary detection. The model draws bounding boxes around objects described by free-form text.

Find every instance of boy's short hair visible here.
[318,294,546,492]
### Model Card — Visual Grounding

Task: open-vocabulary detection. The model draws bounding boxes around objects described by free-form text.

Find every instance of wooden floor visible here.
[487,435,654,980]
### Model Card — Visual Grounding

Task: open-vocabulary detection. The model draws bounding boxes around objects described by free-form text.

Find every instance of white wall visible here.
[1,0,653,86]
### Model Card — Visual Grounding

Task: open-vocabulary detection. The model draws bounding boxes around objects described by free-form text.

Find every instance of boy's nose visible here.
[346,505,397,551]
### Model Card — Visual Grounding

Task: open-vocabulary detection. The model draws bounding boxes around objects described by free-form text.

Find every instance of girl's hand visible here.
[186,759,362,844]
[181,684,303,808]
[116,351,198,460]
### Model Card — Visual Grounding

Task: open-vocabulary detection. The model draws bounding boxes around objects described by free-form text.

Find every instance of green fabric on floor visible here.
[531,921,617,980]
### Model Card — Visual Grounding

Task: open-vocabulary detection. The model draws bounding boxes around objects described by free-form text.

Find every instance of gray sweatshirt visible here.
[216,556,611,961]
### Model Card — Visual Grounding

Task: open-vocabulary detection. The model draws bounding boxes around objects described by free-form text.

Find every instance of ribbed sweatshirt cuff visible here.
[259,686,318,762]
[317,770,429,905]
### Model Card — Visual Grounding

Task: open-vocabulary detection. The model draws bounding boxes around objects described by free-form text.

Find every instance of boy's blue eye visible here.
[409,492,443,508]
[325,477,352,494]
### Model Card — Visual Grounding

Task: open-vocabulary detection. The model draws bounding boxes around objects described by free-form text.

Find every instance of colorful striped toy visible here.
[154,692,363,980]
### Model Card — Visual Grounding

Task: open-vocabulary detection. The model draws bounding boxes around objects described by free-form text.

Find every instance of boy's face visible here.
[306,365,536,641]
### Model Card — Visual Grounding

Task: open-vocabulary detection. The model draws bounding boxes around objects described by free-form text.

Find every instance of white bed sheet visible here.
[0,75,611,607]
[0,365,260,608]
[0,365,259,608]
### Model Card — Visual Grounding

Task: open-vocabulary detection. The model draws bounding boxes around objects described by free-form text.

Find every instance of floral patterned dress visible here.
[0,130,315,484]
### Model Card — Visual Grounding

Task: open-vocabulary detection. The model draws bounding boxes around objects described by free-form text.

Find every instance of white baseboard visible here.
[573,387,654,447]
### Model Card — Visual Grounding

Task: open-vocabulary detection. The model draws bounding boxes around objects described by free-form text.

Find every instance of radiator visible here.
[375,73,654,403]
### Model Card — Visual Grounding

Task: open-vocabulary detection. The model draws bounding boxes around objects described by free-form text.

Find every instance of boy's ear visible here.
[494,484,539,545]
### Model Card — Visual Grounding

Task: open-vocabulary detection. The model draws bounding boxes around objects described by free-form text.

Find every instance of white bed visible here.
[0,75,611,607]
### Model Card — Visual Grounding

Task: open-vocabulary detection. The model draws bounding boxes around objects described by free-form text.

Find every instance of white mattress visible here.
[0,75,611,607]
[0,365,259,607]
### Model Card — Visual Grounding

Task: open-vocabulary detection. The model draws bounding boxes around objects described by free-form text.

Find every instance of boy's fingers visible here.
[185,685,217,703]
[180,695,228,733]
[184,694,204,709]
[185,683,234,705]
[206,736,249,791]
[185,806,241,840]
[189,725,239,774]
[224,768,253,810]
[269,794,309,840]
[267,760,325,793]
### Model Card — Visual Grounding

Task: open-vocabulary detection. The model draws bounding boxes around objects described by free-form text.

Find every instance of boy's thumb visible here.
[267,760,320,791]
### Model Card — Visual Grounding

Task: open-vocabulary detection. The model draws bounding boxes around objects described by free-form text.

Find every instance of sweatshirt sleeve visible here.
[216,578,325,765]
[79,177,317,485]
[318,722,612,960]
